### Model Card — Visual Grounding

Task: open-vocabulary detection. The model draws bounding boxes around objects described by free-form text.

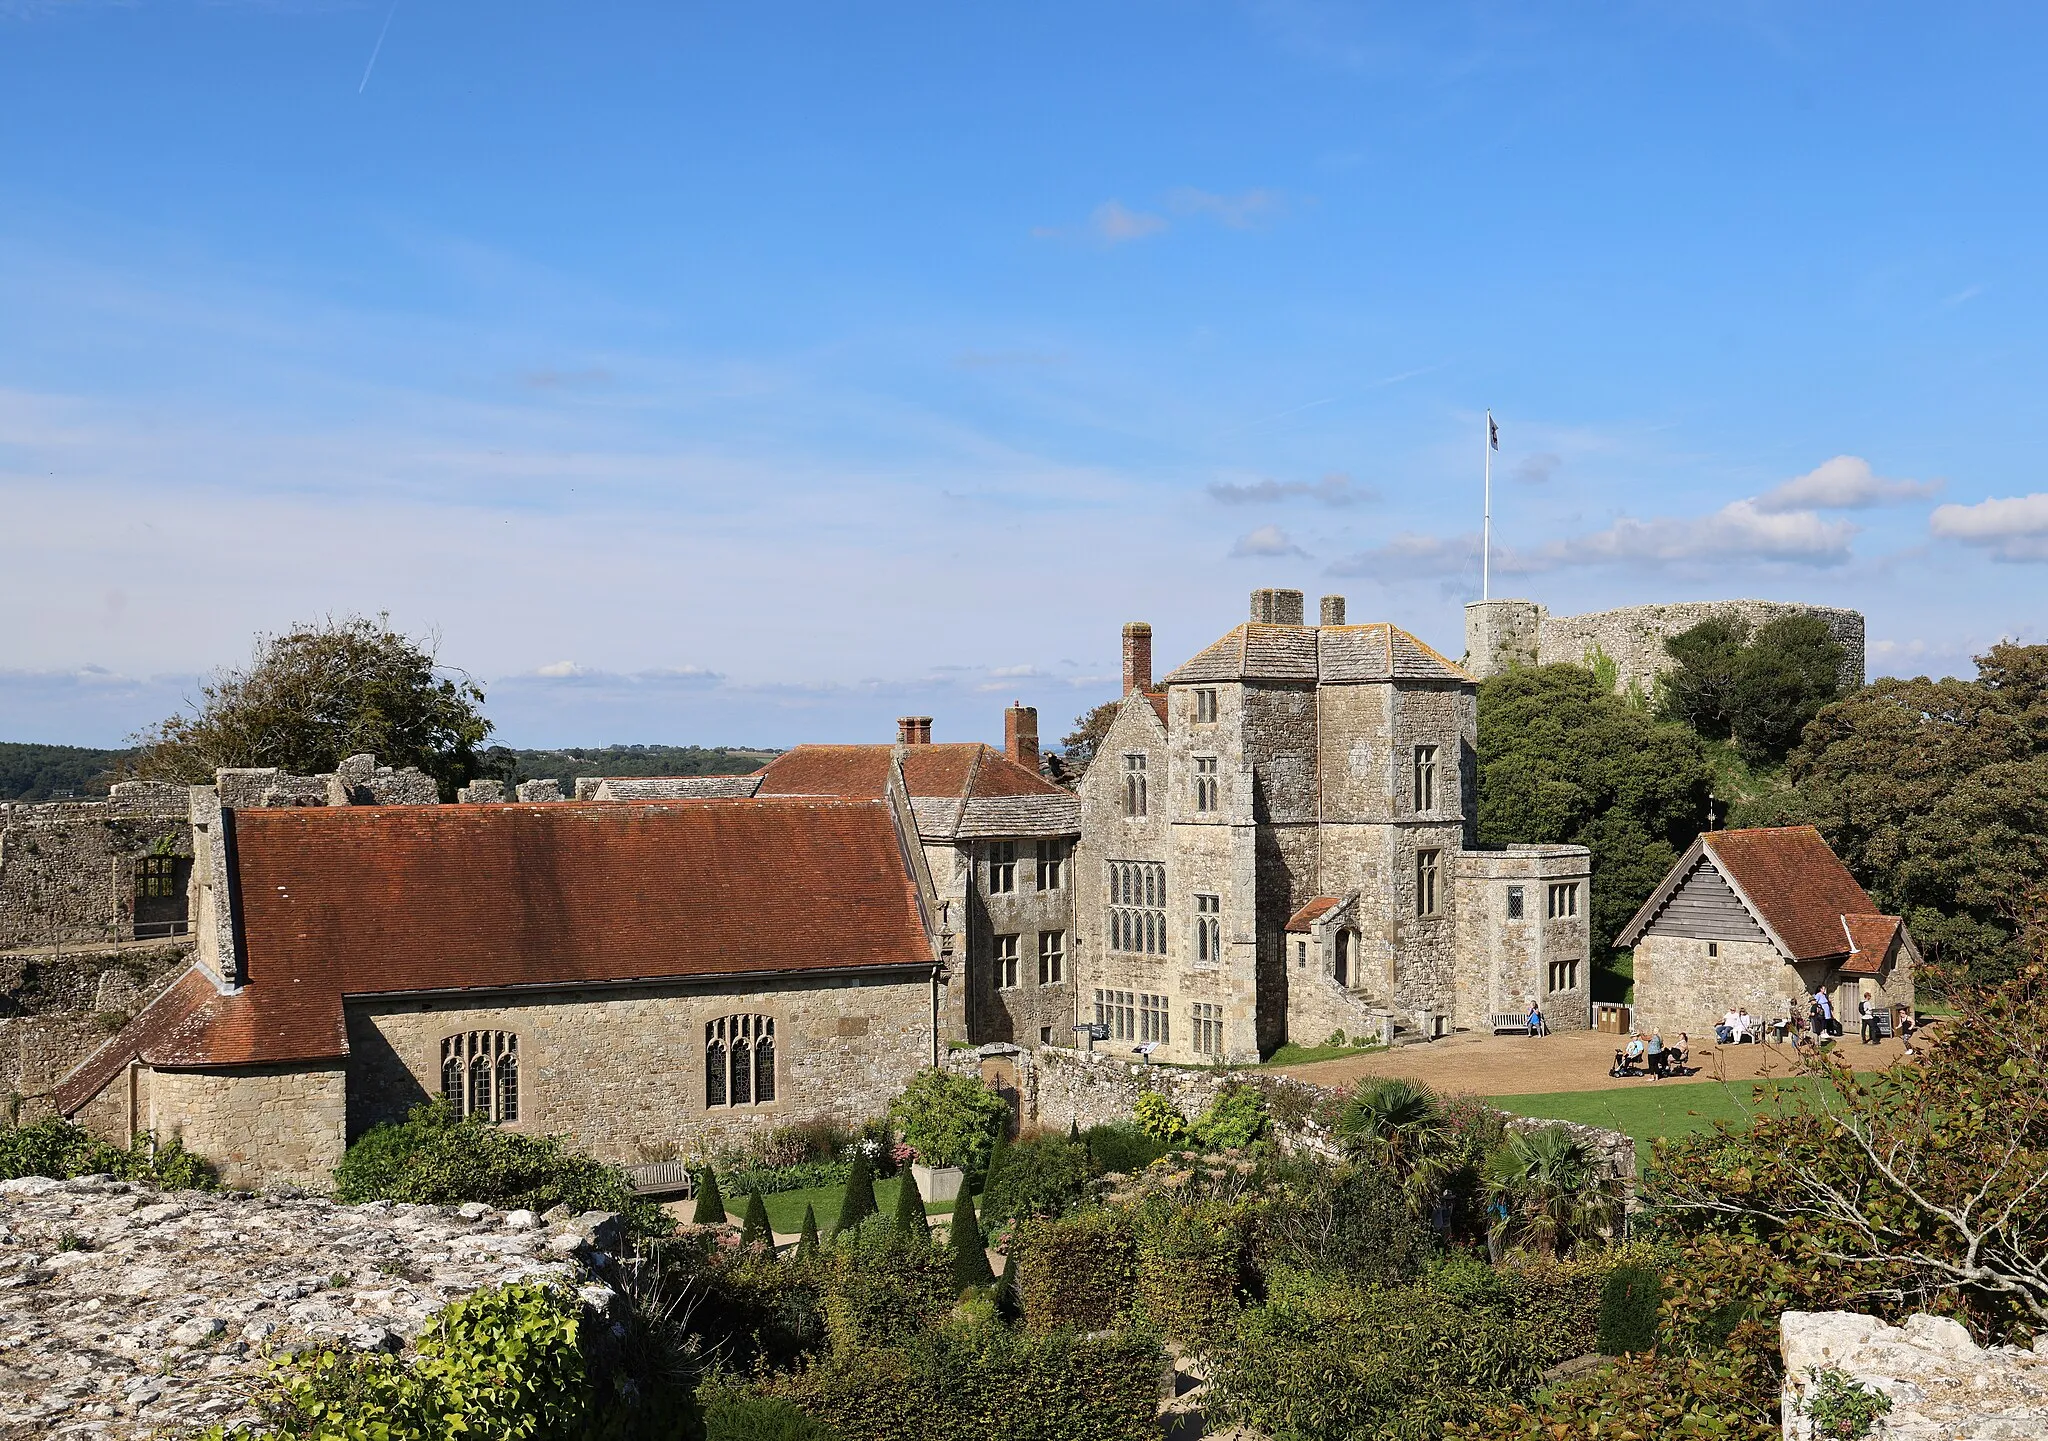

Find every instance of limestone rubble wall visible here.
[1780,1310,2048,1439]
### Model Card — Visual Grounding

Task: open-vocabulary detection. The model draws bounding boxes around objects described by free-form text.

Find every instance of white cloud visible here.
[1230,524,1308,558]
[1753,455,1941,513]
[1929,493,2048,561]
[1326,532,1478,580]
[535,659,587,677]
[1503,499,1856,572]
[1090,201,1169,244]
[1208,472,1375,506]
[1168,187,1284,228]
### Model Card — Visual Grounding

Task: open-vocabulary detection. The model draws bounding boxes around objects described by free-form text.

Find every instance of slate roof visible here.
[754,743,1077,839]
[57,798,935,1094]
[1162,623,1473,686]
[1615,825,1902,965]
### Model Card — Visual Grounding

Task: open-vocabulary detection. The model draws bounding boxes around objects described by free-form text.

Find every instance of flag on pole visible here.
[1488,415,1499,451]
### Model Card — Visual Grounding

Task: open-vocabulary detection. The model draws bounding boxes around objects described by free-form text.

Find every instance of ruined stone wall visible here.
[0,941,191,1116]
[0,784,192,949]
[345,973,933,1168]
[1450,846,1593,1033]
[144,1063,350,1192]
[0,1174,623,1439]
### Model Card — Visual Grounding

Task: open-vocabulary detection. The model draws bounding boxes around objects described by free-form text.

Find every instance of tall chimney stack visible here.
[1004,703,1039,769]
[1250,588,1305,625]
[1122,622,1153,696]
[1320,594,1346,626]
[896,716,933,745]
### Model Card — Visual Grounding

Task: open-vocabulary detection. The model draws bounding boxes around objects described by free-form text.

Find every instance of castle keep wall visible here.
[0,783,193,950]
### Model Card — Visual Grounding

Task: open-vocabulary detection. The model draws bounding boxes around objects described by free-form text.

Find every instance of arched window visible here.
[439,1032,518,1124]
[706,1015,775,1108]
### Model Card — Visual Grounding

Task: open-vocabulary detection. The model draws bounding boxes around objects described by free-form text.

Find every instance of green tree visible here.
[740,1189,773,1249]
[1729,614,1847,762]
[893,1167,930,1240]
[888,1068,1009,1175]
[1478,663,1712,962]
[1058,699,1121,779]
[694,1167,729,1225]
[834,1149,878,1234]
[796,1203,821,1260]
[950,1187,996,1289]
[130,614,493,800]
[1660,616,1751,740]
[1767,647,2048,987]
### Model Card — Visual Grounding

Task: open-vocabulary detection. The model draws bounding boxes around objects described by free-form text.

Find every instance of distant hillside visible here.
[483,745,780,794]
[0,741,777,803]
[0,743,130,801]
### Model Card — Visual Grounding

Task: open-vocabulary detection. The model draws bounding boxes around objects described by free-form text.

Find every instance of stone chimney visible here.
[1250,588,1305,625]
[1122,622,1153,696]
[897,716,933,745]
[1320,594,1346,626]
[1003,704,1039,768]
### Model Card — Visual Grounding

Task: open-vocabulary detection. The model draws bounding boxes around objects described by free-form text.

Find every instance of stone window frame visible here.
[1193,755,1220,813]
[1191,1002,1224,1056]
[1295,938,1307,968]
[1107,860,1167,955]
[441,1030,519,1125]
[1506,885,1524,920]
[706,1014,777,1109]
[1413,744,1438,813]
[994,933,1021,990]
[1194,892,1222,965]
[1094,987,1136,1041]
[1122,753,1149,818]
[1139,992,1170,1043]
[1546,959,1580,993]
[1193,688,1219,724]
[1036,839,1065,891]
[987,841,1018,894]
[1546,881,1579,920]
[1037,929,1065,986]
[1415,850,1441,918]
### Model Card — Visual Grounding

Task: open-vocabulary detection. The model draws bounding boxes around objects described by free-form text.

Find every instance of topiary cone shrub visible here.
[796,1203,821,1260]
[694,1166,729,1226]
[740,1189,774,1250]
[893,1167,929,1240]
[950,1187,995,1290]
[834,1149,877,1235]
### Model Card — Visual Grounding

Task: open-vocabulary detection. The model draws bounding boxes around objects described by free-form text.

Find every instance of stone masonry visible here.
[1780,1310,2048,1439]
[1465,598,1867,697]
[0,1174,623,1439]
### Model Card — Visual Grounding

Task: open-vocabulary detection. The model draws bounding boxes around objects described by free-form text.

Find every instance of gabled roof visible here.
[1839,914,1903,976]
[60,798,935,1088]
[1162,622,1473,686]
[1615,825,1891,963]
[755,743,1077,840]
[1285,898,1341,933]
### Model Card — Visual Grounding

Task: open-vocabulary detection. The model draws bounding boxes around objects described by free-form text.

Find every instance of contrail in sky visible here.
[359,0,401,94]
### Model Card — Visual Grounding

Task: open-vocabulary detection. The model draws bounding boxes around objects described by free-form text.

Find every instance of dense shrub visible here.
[887,1069,1008,1174]
[1193,1082,1268,1150]
[1012,1208,1136,1334]
[1080,1121,1165,1175]
[821,1218,956,1351]
[1211,1276,1544,1441]
[1449,1328,1782,1441]
[0,1118,214,1189]
[703,1395,842,1441]
[1251,1158,1431,1282]
[1130,1091,1191,1148]
[1598,1257,1667,1355]
[748,1324,1164,1441]
[1133,1200,1246,1349]
[721,1160,852,1197]
[977,1133,1090,1226]
[202,1281,692,1441]
[332,1102,667,1239]
[1496,1253,1612,1368]
[687,1247,830,1374]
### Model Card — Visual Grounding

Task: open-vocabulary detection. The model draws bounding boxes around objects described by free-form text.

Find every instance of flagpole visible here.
[1482,409,1492,602]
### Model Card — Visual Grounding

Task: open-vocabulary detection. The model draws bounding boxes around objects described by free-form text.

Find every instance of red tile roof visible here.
[63,799,934,1084]
[1286,898,1341,932]
[753,743,1064,801]
[1702,826,1879,962]
[54,967,237,1115]
[1840,914,1903,976]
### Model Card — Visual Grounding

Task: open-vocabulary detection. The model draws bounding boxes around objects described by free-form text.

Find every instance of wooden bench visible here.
[1489,1013,1534,1035]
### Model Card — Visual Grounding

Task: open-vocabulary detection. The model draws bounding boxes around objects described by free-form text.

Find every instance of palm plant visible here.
[1335,1078,1442,1173]
[1483,1125,1614,1258]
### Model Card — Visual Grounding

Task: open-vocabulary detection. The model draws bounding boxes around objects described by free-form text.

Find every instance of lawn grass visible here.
[745,1175,962,1235]
[1260,1040,1388,1068]
[1489,1075,1824,1159]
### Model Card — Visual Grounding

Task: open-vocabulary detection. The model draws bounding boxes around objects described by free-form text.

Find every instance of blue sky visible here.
[3,2,2043,749]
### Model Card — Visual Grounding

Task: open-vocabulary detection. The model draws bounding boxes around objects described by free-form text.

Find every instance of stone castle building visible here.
[1463,597,1866,697]
[1072,590,1592,1066]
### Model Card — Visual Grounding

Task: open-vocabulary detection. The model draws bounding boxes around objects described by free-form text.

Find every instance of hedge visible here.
[821,1220,956,1351]
[1133,1201,1245,1349]
[722,1160,852,1197]
[750,1325,1165,1441]
[1012,1209,1135,1334]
